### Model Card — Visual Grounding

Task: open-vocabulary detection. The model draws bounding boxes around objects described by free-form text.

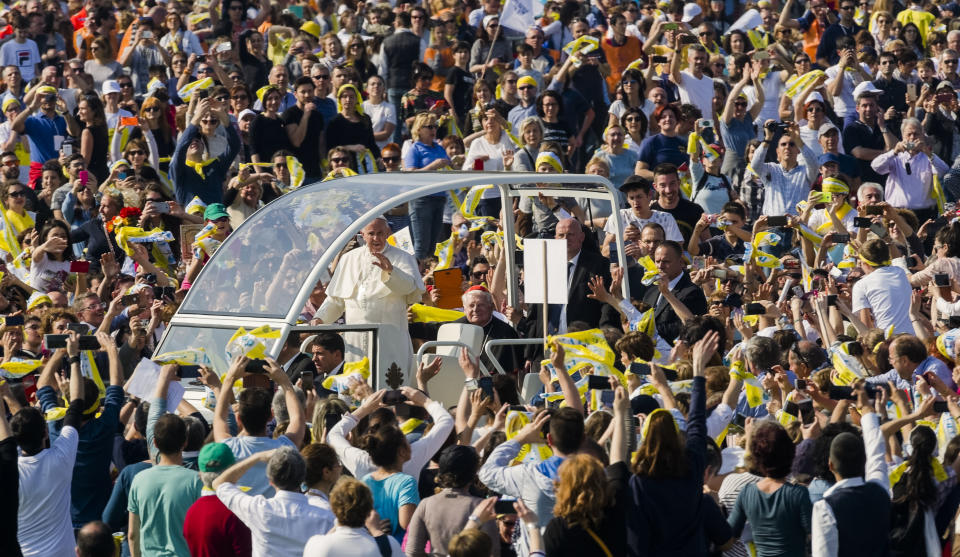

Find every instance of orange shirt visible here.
[601,35,643,94]
[802,17,824,62]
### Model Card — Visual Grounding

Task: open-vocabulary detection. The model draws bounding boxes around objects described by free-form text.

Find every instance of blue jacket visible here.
[170,123,240,206]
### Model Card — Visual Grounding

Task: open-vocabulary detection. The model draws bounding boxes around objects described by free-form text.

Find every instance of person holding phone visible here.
[871,116,949,226]
[752,120,818,229]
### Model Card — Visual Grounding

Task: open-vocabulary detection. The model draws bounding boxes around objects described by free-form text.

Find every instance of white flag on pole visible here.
[500,0,537,33]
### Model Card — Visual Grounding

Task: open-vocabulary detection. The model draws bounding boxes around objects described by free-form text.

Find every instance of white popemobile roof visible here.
[156,172,624,372]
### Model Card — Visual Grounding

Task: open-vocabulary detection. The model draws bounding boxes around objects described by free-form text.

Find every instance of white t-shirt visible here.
[603,207,683,242]
[303,526,403,557]
[851,265,914,334]
[1,38,41,82]
[27,252,70,293]
[463,132,515,198]
[824,65,866,118]
[18,425,78,557]
[362,100,397,151]
[677,70,714,121]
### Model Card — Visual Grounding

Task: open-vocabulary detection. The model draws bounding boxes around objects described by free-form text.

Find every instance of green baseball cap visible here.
[203,203,229,221]
[198,442,235,473]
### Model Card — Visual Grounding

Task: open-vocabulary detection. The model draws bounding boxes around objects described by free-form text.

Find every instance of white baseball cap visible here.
[681,2,702,22]
[102,79,122,95]
[852,81,883,100]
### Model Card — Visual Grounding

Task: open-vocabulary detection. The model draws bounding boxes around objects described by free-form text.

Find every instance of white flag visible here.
[500,0,537,33]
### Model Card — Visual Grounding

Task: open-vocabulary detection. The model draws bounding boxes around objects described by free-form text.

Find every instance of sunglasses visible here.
[6,189,25,196]
[144,106,161,112]
[201,118,218,124]
[625,116,641,122]
[119,82,132,88]
[472,270,487,279]
[127,150,145,156]
[330,157,350,164]
[382,156,400,163]
[519,85,535,90]
[313,74,330,80]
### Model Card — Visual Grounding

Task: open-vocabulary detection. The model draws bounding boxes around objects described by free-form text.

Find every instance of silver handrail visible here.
[414,341,489,376]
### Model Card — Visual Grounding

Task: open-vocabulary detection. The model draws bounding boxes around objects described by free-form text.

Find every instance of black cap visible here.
[630,394,660,416]
[619,175,652,194]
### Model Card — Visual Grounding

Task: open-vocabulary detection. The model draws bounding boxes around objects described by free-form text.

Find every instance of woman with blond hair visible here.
[118,95,175,169]
[403,111,451,260]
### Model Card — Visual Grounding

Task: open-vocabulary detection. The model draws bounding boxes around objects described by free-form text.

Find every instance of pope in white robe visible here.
[315,217,425,382]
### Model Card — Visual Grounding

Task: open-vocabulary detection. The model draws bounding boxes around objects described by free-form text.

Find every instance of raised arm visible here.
[213,354,245,441]
[265,357,305,447]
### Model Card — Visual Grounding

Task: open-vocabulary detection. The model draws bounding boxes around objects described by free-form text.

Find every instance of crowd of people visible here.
[13,0,960,556]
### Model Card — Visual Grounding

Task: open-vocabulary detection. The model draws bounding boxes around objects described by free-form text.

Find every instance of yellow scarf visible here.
[6,209,33,234]
[184,157,218,180]
[815,203,853,234]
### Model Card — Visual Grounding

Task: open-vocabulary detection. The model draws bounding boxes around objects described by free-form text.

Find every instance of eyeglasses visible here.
[382,156,400,163]
[82,302,105,311]
[330,157,350,164]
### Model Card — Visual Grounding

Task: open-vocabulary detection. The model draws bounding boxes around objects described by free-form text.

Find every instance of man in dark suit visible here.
[409,285,523,374]
[70,190,125,273]
[642,240,708,344]
[523,218,619,360]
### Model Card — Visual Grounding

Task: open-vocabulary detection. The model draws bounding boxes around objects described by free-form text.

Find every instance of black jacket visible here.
[409,315,523,374]
[71,217,125,274]
[641,272,708,344]
[523,249,619,360]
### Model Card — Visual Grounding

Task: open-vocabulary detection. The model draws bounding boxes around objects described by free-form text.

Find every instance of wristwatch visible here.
[68,355,81,365]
